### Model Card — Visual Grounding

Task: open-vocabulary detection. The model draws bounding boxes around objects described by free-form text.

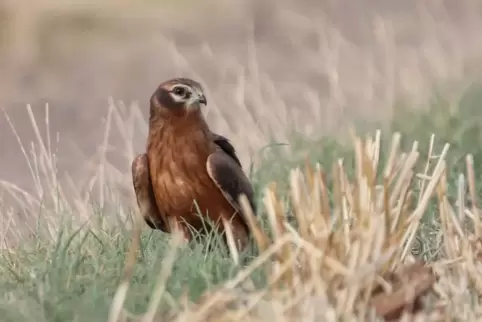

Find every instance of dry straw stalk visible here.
[111,130,482,321]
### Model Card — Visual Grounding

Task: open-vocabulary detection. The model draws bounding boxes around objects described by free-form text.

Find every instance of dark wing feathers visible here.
[206,149,257,222]
[212,133,242,167]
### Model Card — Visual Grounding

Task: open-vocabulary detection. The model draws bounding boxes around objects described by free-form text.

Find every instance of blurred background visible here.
[1,0,482,244]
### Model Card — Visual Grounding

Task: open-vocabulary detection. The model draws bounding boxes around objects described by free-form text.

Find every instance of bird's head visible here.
[150,78,207,119]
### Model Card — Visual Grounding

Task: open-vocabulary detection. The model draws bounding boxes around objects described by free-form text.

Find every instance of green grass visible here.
[0,205,274,322]
[2,84,482,321]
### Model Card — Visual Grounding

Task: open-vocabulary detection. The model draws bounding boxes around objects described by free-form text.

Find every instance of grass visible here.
[0,226,250,321]
[2,86,482,321]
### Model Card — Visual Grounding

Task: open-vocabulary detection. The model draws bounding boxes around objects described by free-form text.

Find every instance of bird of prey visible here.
[131,78,257,251]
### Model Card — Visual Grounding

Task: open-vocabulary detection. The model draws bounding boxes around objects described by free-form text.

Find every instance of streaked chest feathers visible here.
[149,132,215,213]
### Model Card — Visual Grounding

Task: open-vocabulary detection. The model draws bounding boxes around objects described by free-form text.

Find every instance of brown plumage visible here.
[131,78,256,251]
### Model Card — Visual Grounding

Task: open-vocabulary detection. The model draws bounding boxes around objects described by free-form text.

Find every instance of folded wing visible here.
[131,153,168,231]
[206,137,257,225]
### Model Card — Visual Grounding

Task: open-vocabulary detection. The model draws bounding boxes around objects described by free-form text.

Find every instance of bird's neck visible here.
[147,109,211,152]
[151,109,209,132]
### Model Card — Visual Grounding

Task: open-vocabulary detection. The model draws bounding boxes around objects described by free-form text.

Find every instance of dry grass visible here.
[100,130,482,321]
[2,96,482,321]
[3,91,482,320]
[2,0,482,199]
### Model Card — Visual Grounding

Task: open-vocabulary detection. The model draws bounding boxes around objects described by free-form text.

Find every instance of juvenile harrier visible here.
[131,78,256,251]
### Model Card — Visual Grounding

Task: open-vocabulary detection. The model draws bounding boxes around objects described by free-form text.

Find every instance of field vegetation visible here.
[1,1,482,321]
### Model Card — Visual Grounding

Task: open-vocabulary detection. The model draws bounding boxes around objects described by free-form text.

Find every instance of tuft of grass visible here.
[3,125,482,320]
[3,84,482,320]
[0,216,257,321]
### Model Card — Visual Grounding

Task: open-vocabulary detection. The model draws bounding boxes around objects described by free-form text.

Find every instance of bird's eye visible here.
[173,86,186,96]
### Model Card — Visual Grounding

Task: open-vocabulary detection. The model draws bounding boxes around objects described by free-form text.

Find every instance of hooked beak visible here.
[198,94,207,105]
